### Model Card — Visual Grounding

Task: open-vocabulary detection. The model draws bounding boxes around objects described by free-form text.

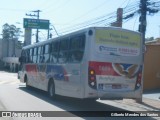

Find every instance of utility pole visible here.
[139,0,147,42]
[137,0,147,103]
[26,10,41,43]
[117,8,123,27]
[111,8,123,27]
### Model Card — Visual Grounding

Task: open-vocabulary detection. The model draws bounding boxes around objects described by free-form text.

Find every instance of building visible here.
[145,38,160,45]
[0,38,22,72]
[143,38,160,91]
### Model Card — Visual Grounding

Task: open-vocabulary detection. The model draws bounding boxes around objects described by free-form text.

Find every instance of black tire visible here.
[48,80,56,99]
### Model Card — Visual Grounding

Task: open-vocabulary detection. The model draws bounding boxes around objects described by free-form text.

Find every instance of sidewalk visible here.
[122,89,160,111]
[140,89,160,111]
[143,89,160,102]
[99,89,160,112]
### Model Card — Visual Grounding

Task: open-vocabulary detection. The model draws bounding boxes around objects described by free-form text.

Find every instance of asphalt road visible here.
[0,71,158,120]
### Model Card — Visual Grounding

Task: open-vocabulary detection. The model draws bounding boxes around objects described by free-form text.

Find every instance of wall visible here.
[0,38,21,58]
[143,45,160,90]
[0,38,22,70]
[0,39,2,59]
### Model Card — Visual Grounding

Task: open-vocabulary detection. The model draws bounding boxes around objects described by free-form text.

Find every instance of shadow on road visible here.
[18,86,157,120]
[18,86,123,111]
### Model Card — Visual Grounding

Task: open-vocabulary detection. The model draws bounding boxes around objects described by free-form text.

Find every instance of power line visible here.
[65,0,111,24]
[41,0,61,11]
[119,0,131,8]
[42,0,138,36]
[39,0,56,10]
[50,0,160,38]
[43,0,71,14]
[0,8,29,12]
[55,1,139,36]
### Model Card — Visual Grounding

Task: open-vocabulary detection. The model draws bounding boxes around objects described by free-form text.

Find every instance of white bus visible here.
[19,27,144,102]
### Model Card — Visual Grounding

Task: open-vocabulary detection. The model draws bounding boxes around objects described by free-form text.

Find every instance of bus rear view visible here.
[87,27,143,102]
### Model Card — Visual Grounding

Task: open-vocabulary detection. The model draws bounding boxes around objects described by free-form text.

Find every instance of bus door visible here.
[37,45,50,90]
[25,48,39,87]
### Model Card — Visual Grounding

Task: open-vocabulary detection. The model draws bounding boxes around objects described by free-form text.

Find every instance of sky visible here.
[0,0,160,43]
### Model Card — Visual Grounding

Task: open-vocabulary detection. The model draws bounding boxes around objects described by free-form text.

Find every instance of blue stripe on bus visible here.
[46,65,68,81]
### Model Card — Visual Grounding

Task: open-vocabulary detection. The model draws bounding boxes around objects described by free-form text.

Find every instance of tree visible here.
[2,23,22,57]
[2,23,22,40]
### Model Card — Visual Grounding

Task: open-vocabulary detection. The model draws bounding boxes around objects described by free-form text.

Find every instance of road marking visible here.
[10,81,20,84]
[0,80,20,85]
[0,81,6,84]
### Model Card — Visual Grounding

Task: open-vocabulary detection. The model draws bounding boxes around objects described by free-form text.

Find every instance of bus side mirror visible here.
[19,57,22,63]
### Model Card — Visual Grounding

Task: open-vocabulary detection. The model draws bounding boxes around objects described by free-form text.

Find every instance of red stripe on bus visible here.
[89,61,120,76]
[26,64,38,75]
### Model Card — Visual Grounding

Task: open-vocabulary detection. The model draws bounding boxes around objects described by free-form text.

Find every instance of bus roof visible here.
[23,26,90,50]
[22,27,141,50]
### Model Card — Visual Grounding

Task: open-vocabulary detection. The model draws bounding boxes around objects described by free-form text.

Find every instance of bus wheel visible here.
[48,80,56,99]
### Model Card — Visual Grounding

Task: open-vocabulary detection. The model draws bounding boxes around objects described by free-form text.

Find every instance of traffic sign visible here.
[23,18,49,29]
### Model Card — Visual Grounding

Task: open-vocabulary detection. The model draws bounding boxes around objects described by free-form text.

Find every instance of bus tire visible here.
[48,80,56,99]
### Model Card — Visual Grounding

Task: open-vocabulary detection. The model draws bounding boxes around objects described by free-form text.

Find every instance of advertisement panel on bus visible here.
[95,29,141,56]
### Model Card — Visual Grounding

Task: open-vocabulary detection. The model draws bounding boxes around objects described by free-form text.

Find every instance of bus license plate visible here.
[99,84,124,90]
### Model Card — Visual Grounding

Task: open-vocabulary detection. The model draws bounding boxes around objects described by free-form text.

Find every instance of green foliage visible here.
[2,23,22,40]
[16,41,23,49]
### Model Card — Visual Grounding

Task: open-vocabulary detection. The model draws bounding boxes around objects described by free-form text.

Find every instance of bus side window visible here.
[40,45,45,63]
[37,46,42,63]
[29,48,33,63]
[33,47,37,63]
[50,41,59,63]
[58,39,69,63]
[69,35,85,63]
[44,44,50,63]
[25,49,30,63]
[80,35,85,49]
